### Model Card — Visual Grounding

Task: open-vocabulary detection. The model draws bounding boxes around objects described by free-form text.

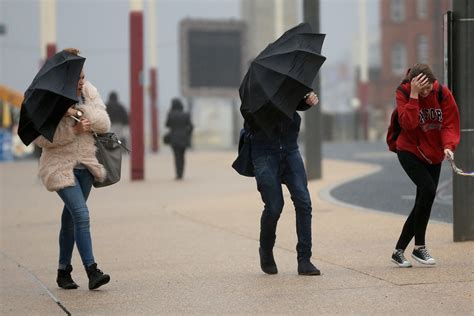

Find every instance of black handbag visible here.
[231,129,254,177]
[93,132,130,188]
[163,132,171,145]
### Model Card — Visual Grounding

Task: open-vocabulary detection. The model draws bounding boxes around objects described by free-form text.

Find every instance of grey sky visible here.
[0,0,379,119]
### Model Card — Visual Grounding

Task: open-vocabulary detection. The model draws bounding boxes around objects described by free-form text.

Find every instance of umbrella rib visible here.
[28,57,84,87]
[24,88,79,107]
[249,65,308,119]
[257,49,325,60]
[252,62,316,88]
[258,34,326,58]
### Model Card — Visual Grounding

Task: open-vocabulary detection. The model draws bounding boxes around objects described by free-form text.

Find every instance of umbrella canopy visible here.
[239,23,326,135]
[18,50,86,145]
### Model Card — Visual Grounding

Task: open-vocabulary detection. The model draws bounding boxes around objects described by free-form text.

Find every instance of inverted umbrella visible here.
[239,23,326,135]
[18,50,86,145]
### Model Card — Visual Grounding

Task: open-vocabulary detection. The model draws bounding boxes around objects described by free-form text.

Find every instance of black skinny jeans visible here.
[395,151,441,250]
[172,146,186,179]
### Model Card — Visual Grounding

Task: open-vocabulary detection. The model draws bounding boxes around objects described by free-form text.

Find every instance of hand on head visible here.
[410,74,432,97]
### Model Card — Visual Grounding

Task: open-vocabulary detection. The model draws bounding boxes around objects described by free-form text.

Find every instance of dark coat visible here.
[232,99,311,177]
[166,110,193,148]
[106,92,129,125]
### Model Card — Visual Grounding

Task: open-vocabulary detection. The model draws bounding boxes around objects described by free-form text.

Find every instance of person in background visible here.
[391,64,460,268]
[165,98,193,180]
[106,91,129,146]
[34,48,112,290]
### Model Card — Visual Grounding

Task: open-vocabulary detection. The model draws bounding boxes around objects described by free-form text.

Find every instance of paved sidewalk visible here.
[1,151,473,315]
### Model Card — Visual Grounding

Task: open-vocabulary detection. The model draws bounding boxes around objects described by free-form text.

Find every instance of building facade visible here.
[379,0,451,111]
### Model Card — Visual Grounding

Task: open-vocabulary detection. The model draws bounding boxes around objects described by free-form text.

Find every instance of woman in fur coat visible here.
[34,48,111,290]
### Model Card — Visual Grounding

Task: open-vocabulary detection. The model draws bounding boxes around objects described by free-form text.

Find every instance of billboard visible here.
[180,19,246,98]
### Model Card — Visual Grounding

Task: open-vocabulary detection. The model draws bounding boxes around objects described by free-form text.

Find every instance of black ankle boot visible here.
[297,259,321,276]
[86,263,110,290]
[57,264,79,289]
[259,248,278,275]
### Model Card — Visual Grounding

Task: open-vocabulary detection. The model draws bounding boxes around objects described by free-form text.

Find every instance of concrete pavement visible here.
[1,150,473,315]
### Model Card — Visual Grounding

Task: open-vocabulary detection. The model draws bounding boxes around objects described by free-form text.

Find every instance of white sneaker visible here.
[391,249,412,268]
[411,246,436,265]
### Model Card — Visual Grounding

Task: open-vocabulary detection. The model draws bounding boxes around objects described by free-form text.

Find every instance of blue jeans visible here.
[251,144,313,261]
[56,169,95,268]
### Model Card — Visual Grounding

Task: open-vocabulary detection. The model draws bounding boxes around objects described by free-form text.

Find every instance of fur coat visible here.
[34,81,111,192]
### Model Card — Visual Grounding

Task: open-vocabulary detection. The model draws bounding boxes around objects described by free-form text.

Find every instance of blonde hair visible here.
[406,63,437,83]
[63,48,81,56]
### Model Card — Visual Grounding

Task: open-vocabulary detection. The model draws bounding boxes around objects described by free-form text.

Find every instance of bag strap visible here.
[93,131,131,153]
[397,86,410,101]
[437,83,444,104]
[70,113,131,152]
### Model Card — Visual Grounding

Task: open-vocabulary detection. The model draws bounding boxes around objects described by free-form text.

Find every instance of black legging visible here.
[395,151,441,250]
[172,146,186,179]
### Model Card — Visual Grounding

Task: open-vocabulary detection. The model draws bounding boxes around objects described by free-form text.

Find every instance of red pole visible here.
[46,43,56,58]
[358,81,369,140]
[41,43,56,66]
[150,68,159,152]
[130,11,144,180]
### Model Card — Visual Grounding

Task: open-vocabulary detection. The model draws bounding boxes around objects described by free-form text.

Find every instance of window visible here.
[416,0,428,19]
[391,42,407,75]
[417,35,429,63]
[390,0,405,23]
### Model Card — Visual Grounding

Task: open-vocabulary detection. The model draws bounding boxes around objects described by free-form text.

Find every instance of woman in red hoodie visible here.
[391,64,460,268]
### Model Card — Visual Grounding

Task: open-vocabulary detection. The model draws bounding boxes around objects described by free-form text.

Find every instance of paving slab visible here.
[1,151,472,315]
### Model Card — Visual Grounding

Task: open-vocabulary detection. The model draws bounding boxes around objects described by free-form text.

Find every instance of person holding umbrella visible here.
[20,48,111,290]
[233,23,326,275]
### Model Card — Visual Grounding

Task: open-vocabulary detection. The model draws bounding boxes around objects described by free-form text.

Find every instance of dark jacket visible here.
[166,100,193,148]
[249,112,303,150]
[232,99,311,177]
[106,92,129,125]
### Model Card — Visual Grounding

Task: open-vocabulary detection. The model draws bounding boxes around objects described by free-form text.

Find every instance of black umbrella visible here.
[18,50,86,145]
[239,23,326,135]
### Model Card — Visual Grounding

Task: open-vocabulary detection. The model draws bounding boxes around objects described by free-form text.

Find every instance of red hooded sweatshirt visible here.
[396,80,460,165]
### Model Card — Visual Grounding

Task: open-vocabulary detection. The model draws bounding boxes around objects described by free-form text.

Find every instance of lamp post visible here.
[147,0,159,153]
[357,0,369,140]
[130,0,145,180]
[303,0,322,180]
[451,0,474,241]
[40,0,56,61]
